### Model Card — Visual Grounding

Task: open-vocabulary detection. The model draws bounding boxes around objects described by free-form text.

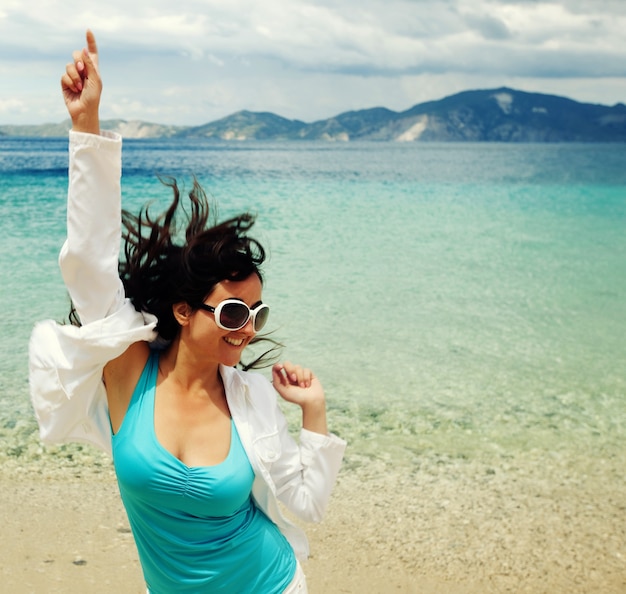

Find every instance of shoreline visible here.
[2,447,625,594]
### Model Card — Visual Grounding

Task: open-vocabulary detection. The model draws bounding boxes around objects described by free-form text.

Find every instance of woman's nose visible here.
[241,317,256,335]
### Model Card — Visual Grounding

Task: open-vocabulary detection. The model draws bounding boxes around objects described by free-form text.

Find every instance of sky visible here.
[1,0,625,126]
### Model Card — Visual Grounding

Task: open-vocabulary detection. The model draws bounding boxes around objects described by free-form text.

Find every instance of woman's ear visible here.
[172,302,193,326]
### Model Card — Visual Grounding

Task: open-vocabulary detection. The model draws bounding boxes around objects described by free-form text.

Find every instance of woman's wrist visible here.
[71,112,100,135]
[301,398,328,435]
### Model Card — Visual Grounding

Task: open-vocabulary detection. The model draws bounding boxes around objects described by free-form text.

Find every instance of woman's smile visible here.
[224,336,246,347]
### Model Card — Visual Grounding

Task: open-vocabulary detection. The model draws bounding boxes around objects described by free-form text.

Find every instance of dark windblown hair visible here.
[70,176,281,370]
[120,177,265,340]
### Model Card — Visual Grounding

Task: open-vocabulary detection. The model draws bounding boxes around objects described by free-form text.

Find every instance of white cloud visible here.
[0,0,625,125]
[0,98,25,114]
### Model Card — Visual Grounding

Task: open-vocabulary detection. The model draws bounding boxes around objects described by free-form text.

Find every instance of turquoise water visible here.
[1,138,625,469]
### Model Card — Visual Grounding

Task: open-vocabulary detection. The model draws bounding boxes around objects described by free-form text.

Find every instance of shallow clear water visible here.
[1,137,625,470]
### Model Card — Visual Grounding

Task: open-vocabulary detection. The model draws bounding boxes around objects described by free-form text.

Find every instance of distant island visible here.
[2,87,625,142]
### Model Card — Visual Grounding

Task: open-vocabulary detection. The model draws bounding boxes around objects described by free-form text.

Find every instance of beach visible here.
[2,442,624,594]
[2,140,626,593]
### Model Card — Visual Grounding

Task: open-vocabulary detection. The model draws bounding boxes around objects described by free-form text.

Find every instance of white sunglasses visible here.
[196,299,270,332]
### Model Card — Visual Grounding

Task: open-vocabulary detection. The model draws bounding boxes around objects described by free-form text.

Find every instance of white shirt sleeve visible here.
[59,130,126,325]
[29,131,157,452]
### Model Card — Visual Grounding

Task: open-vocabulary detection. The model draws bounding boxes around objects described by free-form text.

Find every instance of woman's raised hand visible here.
[61,30,101,134]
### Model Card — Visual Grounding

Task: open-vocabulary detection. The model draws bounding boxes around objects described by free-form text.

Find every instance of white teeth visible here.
[224,337,245,347]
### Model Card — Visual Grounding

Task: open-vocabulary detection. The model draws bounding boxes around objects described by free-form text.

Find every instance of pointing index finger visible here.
[85,29,98,66]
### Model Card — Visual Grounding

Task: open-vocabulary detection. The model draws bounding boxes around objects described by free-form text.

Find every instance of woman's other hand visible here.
[272,362,329,435]
[61,29,101,134]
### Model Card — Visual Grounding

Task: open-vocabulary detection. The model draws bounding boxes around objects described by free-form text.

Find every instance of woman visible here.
[29,31,346,593]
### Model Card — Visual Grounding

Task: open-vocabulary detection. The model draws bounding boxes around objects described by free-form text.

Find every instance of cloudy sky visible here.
[1,0,625,126]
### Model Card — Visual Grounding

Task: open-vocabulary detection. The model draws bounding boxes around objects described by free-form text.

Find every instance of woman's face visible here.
[182,274,264,368]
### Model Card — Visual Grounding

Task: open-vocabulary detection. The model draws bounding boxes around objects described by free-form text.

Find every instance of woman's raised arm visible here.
[29,32,157,451]
[58,30,127,324]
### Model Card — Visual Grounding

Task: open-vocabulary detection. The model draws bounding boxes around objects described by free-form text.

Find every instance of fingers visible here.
[84,29,99,72]
[62,29,98,87]
[272,362,325,412]
[60,30,99,94]
[61,52,85,94]
[60,29,102,133]
[272,362,314,388]
[86,29,98,60]
[81,47,97,80]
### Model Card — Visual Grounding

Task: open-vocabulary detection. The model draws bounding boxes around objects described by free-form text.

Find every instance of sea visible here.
[1,136,625,479]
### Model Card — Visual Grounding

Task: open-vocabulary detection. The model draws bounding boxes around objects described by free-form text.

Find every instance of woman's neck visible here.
[159,337,223,397]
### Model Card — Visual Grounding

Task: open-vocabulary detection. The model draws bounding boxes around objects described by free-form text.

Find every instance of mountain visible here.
[174,89,626,141]
[180,110,306,140]
[0,119,183,139]
[397,88,626,142]
[2,88,625,141]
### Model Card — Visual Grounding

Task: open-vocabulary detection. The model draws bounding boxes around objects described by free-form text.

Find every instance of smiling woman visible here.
[28,30,345,594]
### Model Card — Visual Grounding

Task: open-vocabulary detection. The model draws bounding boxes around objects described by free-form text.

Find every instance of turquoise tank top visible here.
[112,352,296,593]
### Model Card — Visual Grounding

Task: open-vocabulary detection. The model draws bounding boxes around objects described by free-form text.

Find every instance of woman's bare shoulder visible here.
[104,341,151,433]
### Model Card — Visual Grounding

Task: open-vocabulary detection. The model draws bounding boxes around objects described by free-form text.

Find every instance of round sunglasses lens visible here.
[254,305,270,332]
[219,302,250,329]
